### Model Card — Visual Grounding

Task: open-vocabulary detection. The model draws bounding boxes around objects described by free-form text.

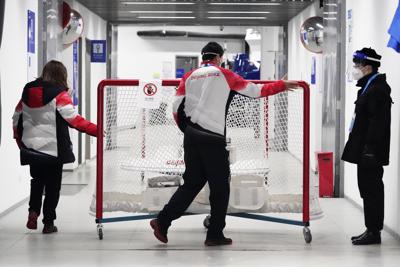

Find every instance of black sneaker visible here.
[351,229,368,241]
[204,237,233,246]
[352,231,381,245]
[42,224,58,234]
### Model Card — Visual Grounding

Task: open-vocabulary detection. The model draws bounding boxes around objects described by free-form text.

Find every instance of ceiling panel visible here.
[76,0,315,26]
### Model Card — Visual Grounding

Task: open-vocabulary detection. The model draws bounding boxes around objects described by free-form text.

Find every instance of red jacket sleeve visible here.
[219,67,287,98]
[55,91,98,137]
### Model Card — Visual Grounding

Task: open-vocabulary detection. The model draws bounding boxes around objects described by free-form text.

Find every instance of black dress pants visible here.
[357,163,384,232]
[29,163,63,225]
[157,125,230,239]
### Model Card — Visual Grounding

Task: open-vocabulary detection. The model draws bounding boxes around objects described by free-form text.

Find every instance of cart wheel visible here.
[303,227,312,243]
[97,224,103,240]
[203,215,211,229]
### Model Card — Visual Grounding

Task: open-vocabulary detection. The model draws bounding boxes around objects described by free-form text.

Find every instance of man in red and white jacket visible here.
[150,42,300,246]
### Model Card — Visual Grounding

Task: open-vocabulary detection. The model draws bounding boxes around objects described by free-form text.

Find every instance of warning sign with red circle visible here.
[143,83,158,96]
[138,80,162,109]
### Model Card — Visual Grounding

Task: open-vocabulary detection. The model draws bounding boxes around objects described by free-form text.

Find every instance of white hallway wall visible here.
[62,0,107,169]
[0,0,38,214]
[117,25,249,80]
[344,0,400,236]
[288,1,323,171]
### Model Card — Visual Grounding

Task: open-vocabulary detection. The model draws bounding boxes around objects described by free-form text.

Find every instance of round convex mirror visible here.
[300,16,323,54]
[62,9,84,45]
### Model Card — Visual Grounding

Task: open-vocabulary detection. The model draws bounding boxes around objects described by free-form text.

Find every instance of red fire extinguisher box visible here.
[317,152,334,197]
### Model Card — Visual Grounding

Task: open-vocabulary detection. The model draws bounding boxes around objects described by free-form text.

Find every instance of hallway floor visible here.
[0,161,399,267]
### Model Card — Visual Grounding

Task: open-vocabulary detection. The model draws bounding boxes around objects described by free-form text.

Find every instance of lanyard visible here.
[350,73,380,132]
[360,73,380,95]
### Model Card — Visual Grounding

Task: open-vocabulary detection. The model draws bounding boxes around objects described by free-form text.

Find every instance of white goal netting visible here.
[91,81,322,219]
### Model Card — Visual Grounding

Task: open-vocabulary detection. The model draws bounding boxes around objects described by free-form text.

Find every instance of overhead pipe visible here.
[137,30,245,40]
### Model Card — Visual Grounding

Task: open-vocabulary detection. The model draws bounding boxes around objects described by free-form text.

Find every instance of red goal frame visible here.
[95,79,311,241]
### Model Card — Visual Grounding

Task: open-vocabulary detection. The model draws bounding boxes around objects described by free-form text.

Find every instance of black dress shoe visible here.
[352,231,381,245]
[351,230,368,241]
[204,237,233,246]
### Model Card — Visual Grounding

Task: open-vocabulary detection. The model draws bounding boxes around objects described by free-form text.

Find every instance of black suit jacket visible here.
[342,73,392,166]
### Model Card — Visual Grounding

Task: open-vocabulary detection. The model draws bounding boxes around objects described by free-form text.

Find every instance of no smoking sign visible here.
[138,80,162,109]
[143,83,158,96]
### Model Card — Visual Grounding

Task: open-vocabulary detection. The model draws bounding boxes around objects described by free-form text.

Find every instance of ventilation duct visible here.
[137,30,245,40]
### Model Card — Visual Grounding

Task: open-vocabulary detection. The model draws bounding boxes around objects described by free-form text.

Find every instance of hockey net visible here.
[91,79,322,222]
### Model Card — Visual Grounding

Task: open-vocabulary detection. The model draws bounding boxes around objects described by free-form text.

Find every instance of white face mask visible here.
[352,67,365,81]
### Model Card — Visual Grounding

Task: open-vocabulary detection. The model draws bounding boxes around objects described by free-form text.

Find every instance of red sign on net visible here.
[143,83,158,96]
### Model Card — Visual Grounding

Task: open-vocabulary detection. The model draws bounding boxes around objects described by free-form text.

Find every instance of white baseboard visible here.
[0,197,29,219]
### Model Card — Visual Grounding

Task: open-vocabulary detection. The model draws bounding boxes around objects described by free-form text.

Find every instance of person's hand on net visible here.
[282,80,302,91]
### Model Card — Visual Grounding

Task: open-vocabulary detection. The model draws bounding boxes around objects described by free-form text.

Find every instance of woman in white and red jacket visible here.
[12,60,97,234]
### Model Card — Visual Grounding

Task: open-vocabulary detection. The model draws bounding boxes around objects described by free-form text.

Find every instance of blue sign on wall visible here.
[91,40,106,63]
[176,68,185,78]
[311,56,316,85]
[72,41,79,106]
[27,10,35,53]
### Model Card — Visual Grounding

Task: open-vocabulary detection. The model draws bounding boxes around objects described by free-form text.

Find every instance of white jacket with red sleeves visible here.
[172,61,287,136]
[12,79,97,163]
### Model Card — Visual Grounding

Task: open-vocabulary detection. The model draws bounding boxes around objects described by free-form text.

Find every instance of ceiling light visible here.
[209,3,281,5]
[208,11,271,14]
[122,2,195,5]
[137,16,196,19]
[207,16,267,19]
[129,11,193,13]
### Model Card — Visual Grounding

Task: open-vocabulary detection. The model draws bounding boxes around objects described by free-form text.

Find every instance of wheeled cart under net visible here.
[91,79,322,243]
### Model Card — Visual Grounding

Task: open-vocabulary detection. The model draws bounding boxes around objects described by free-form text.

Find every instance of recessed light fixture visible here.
[137,16,196,19]
[207,11,271,14]
[129,11,193,13]
[122,2,195,5]
[207,16,267,19]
